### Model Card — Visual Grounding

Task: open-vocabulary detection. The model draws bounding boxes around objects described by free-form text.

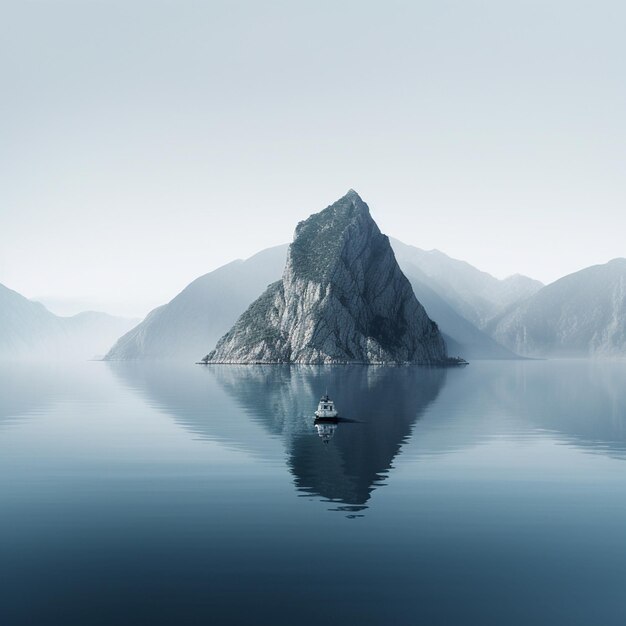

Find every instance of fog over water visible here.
[2,1,626,317]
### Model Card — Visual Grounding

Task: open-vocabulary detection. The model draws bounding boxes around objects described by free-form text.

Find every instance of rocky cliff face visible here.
[203,190,448,364]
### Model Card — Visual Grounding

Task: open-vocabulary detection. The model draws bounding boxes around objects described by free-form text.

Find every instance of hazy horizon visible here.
[3,1,625,318]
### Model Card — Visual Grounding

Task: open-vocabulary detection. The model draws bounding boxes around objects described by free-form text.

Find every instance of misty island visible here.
[201,190,465,365]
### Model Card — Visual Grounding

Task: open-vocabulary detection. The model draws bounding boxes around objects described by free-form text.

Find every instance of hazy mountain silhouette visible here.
[487,259,626,357]
[105,245,288,360]
[390,238,543,328]
[393,258,519,359]
[0,282,136,360]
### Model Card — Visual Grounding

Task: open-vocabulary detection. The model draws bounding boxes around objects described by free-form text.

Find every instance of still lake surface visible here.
[2,359,626,625]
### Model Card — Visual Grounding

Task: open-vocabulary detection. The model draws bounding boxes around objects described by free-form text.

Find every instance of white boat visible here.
[314,394,338,419]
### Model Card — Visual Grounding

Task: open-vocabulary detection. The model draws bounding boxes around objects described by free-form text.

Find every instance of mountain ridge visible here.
[105,245,289,360]
[0,282,136,360]
[390,238,543,327]
[103,228,532,361]
[487,258,626,357]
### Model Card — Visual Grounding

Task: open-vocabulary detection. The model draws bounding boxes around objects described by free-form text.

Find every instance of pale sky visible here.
[2,0,625,318]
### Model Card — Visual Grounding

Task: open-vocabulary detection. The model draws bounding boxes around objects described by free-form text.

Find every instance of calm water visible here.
[2,360,626,625]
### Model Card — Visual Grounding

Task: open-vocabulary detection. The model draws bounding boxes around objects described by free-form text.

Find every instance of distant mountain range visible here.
[104,253,626,361]
[390,239,544,328]
[389,240,528,359]
[106,193,541,362]
[6,190,624,362]
[0,283,136,360]
[105,245,288,360]
[487,258,626,357]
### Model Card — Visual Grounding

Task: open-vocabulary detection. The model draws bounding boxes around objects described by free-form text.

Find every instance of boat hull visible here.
[314,415,339,424]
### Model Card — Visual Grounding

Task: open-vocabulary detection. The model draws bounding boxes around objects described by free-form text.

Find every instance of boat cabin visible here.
[314,394,339,419]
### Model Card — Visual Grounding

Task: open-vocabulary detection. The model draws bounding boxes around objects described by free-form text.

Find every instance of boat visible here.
[314,393,339,419]
[448,356,469,366]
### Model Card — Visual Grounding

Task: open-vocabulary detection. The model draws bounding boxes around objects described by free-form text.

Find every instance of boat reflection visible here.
[314,418,338,443]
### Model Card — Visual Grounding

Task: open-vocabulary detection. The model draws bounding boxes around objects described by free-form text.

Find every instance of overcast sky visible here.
[2,0,625,317]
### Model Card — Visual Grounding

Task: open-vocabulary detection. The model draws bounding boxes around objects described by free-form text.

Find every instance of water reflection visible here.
[109,362,447,513]
[0,362,108,428]
[7,360,626,625]
[314,419,338,443]
[209,365,446,512]
[107,360,626,514]
[0,363,57,426]
[491,360,626,458]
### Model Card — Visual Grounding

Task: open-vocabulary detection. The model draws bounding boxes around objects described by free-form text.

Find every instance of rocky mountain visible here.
[0,282,136,360]
[487,259,626,357]
[104,239,516,362]
[106,240,517,361]
[105,199,531,362]
[105,245,288,360]
[390,239,543,327]
[203,190,448,364]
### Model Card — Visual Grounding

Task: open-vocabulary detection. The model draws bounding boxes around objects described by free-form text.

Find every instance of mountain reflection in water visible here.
[211,365,446,513]
[110,362,446,513]
[6,360,626,625]
[107,359,626,517]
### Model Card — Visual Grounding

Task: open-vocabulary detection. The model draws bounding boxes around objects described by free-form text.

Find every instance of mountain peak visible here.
[344,188,362,200]
[290,192,375,283]
[300,189,369,225]
[607,257,626,267]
